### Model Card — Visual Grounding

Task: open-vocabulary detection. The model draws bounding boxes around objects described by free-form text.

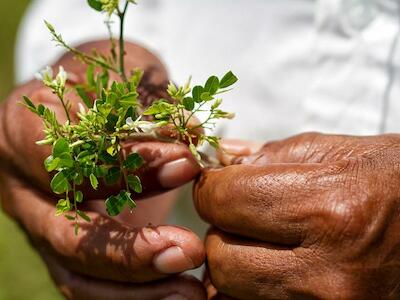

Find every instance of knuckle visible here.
[206,236,233,292]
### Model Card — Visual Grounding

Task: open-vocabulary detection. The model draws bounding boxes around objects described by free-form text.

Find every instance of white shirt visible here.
[16,0,400,138]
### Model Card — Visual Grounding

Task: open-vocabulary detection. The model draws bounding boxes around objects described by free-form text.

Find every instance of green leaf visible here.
[87,0,103,12]
[76,87,93,108]
[219,71,238,89]
[44,20,55,33]
[74,223,79,236]
[37,104,45,116]
[89,173,99,190]
[105,191,134,216]
[65,215,76,221]
[86,64,96,86]
[99,151,118,164]
[200,92,214,101]
[105,167,121,185]
[143,104,161,115]
[192,86,203,103]
[183,97,195,111]
[73,172,84,185]
[58,153,74,168]
[119,92,138,107]
[77,210,91,222]
[44,156,60,172]
[120,191,136,209]
[100,70,109,89]
[123,153,144,170]
[204,76,220,95]
[94,166,108,178]
[206,136,220,148]
[53,138,70,158]
[55,198,71,216]
[22,96,38,114]
[129,69,143,89]
[75,191,83,203]
[127,175,142,193]
[51,171,70,194]
[143,100,175,116]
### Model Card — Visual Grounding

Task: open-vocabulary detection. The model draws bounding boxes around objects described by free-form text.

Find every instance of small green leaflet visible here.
[51,171,70,194]
[76,87,93,108]
[123,153,144,170]
[87,0,102,11]
[105,167,121,185]
[204,76,220,95]
[192,86,203,103]
[45,156,60,172]
[53,138,70,158]
[55,199,71,216]
[77,210,91,222]
[219,71,238,89]
[22,96,37,114]
[105,191,135,217]
[89,173,99,190]
[127,175,142,193]
[75,191,83,203]
[183,97,195,111]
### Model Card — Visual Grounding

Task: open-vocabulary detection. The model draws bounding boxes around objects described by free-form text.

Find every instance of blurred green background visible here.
[0,1,62,299]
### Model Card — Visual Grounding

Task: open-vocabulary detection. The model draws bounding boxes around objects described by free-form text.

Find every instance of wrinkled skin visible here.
[0,40,206,300]
[194,133,400,299]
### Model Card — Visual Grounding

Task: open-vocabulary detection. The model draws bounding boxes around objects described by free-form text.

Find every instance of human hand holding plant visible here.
[0,0,236,297]
[0,39,207,299]
[195,133,400,299]
[21,0,237,234]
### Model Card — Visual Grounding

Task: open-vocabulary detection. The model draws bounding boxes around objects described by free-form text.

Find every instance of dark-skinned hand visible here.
[0,40,206,300]
[195,133,400,299]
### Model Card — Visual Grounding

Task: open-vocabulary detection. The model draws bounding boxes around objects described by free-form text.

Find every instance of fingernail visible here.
[158,158,200,189]
[162,294,188,300]
[153,246,195,274]
[220,139,263,156]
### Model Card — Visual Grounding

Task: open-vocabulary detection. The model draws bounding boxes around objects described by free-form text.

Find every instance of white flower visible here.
[35,65,67,92]
[138,122,158,133]
[56,66,68,87]
[125,117,158,133]
[35,66,53,82]
[126,117,135,127]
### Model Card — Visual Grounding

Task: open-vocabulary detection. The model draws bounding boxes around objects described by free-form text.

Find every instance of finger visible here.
[83,140,201,200]
[41,252,206,300]
[232,132,400,165]
[217,139,263,166]
[205,228,304,300]
[204,271,238,300]
[0,172,205,283]
[194,161,347,245]
[1,83,200,198]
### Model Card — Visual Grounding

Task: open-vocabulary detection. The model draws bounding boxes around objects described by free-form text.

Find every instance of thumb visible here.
[217,139,263,166]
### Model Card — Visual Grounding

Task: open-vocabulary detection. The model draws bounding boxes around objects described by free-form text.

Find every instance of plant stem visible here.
[105,20,117,63]
[117,141,130,191]
[57,91,71,123]
[53,35,120,73]
[118,2,129,82]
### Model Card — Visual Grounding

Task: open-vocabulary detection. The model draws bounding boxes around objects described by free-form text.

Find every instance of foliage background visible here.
[0,1,62,299]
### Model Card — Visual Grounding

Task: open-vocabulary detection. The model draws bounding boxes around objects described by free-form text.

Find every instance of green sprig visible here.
[22,0,237,235]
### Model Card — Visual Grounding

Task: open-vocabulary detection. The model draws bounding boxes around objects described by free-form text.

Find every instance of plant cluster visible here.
[22,0,237,234]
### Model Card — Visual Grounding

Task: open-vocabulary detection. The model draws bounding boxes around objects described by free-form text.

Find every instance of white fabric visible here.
[16,0,400,140]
